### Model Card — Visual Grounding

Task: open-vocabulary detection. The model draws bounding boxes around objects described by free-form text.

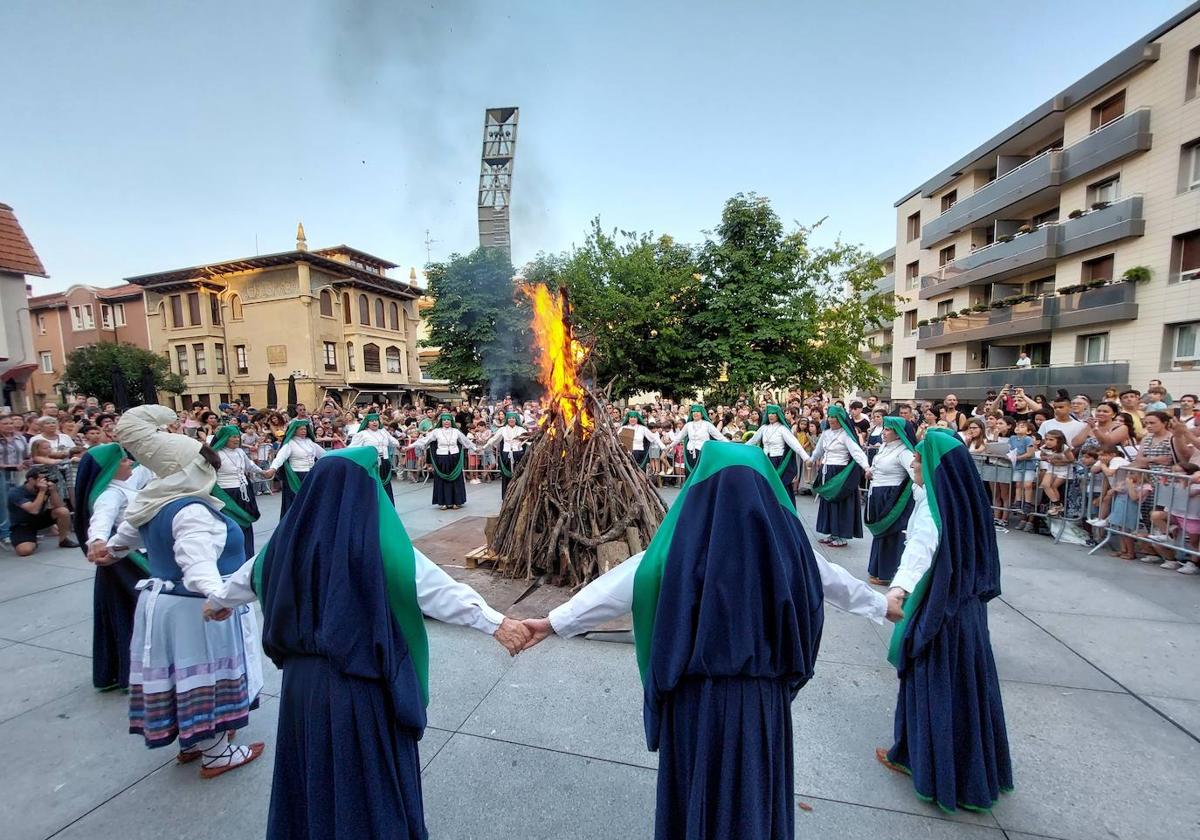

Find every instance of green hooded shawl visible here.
[427,413,465,481]
[278,419,318,494]
[813,405,865,501]
[864,416,918,537]
[84,443,150,574]
[207,425,258,527]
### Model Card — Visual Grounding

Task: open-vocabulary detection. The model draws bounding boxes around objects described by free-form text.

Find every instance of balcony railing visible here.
[919,195,1145,298]
[914,361,1131,401]
[919,108,1151,248]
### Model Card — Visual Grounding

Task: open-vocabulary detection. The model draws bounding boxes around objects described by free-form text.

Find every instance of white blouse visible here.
[869,442,915,489]
[416,427,476,456]
[350,428,398,460]
[746,423,811,460]
[487,425,528,453]
[681,420,723,452]
[87,466,152,544]
[622,424,655,452]
[270,438,325,473]
[216,447,268,490]
[812,428,870,469]
[109,505,229,597]
[889,485,935,595]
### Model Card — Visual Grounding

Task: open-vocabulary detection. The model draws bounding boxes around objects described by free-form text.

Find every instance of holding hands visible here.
[493,616,532,656]
[885,588,907,623]
[86,540,119,567]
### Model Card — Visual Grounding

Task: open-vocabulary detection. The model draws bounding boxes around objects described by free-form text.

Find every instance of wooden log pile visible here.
[488,388,667,588]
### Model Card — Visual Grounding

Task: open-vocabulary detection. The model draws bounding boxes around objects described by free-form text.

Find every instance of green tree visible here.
[695,193,895,395]
[421,247,538,395]
[61,342,185,404]
[526,221,714,399]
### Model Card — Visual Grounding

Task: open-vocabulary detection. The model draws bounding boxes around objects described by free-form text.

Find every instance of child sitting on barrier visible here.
[1038,430,1074,517]
[1150,463,1200,575]
[1008,420,1037,517]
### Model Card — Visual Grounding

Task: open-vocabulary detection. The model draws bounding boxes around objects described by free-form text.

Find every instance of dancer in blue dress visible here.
[864,416,917,585]
[812,404,871,548]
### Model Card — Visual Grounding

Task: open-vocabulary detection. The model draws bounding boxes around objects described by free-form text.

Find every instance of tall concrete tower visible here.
[477,107,518,255]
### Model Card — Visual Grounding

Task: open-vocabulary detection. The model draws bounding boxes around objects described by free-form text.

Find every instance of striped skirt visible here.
[128,581,264,749]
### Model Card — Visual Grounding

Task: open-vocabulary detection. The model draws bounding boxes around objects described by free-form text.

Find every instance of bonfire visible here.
[488,286,667,588]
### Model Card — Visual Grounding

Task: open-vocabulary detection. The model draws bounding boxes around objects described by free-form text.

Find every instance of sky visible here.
[1,0,1191,295]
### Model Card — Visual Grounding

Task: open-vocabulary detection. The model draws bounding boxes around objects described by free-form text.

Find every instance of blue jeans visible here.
[0,471,11,541]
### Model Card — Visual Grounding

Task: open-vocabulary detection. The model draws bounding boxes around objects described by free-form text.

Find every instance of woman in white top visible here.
[414,412,476,510]
[812,405,871,548]
[209,425,274,558]
[745,404,811,506]
[270,419,324,517]
[678,403,723,475]
[350,413,400,504]
[485,411,528,498]
[622,411,657,471]
[865,417,917,585]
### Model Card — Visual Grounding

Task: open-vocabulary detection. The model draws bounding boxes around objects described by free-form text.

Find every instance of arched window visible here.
[389,302,399,331]
[343,292,351,324]
[229,294,243,321]
[385,346,402,374]
[157,301,166,325]
[347,342,356,372]
[363,343,381,373]
[319,289,333,317]
[359,294,370,325]
[374,297,385,326]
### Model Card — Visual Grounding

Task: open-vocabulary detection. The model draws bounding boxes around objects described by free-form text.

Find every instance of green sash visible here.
[428,448,465,481]
[498,450,518,478]
[282,462,303,494]
[813,462,856,500]
[127,550,150,575]
[210,485,257,527]
[770,449,794,478]
[865,481,913,536]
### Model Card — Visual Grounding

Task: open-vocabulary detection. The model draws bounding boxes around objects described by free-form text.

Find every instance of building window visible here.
[903,310,918,335]
[234,345,248,375]
[71,306,84,330]
[359,294,371,325]
[374,298,385,326]
[112,303,126,326]
[319,289,333,317]
[176,345,190,376]
[324,342,338,371]
[101,304,113,329]
[193,343,207,375]
[905,261,920,290]
[385,346,401,374]
[1168,321,1199,370]
[935,352,952,373]
[902,356,916,383]
[389,302,399,331]
[363,342,381,372]
[36,314,46,335]
[1032,208,1060,228]
[209,293,222,326]
[214,343,226,375]
[1081,254,1114,284]
[1029,276,1055,296]
[1182,141,1200,193]
[1173,229,1200,283]
[939,245,956,266]
[1078,333,1109,364]
[229,294,243,321]
[1090,90,1125,131]
[940,190,957,214]
[936,300,954,317]
[39,351,53,373]
[343,293,352,324]
[347,342,356,372]
[187,292,201,326]
[168,295,182,327]
[1087,175,1120,206]
[1187,45,1200,101]
[906,211,921,242]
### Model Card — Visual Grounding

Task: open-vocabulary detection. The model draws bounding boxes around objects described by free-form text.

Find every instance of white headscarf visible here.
[117,405,222,527]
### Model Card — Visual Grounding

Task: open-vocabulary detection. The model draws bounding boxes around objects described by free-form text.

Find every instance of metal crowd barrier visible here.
[1083,464,1200,561]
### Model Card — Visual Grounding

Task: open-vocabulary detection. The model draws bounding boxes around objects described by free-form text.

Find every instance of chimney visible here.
[296,222,308,252]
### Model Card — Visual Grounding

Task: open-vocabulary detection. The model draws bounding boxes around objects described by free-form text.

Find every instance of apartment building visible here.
[861,247,896,402]
[127,226,430,410]
[881,3,1200,403]
[0,202,45,412]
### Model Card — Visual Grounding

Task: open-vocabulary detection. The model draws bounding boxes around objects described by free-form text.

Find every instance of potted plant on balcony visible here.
[989,299,1007,309]
[1017,224,1032,234]
[1057,283,1084,295]
[971,302,989,312]
[997,234,1014,243]
[1091,200,1110,211]
[917,319,929,327]
[946,311,959,319]
[1084,278,1107,290]
[958,307,973,316]
[1121,265,1151,284]
[1068,209,1084,219]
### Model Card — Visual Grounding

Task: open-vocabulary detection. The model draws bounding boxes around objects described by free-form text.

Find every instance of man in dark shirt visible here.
[455,402,473,435]
[848,401,871,443]
[7,466,76,556]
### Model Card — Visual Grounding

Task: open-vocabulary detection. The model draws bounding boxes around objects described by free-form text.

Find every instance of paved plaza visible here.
[1,479,1198,840]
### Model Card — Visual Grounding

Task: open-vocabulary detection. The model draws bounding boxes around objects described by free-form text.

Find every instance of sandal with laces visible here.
[199,740,266,779]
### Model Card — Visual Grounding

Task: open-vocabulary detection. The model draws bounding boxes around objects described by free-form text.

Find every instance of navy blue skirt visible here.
[280,471,308,519]
[499,449,524,498]
[92,558,147,690]
[866,484,913,582]
[768,453,799,506]
[815,464,863,539]
[268,656,427,840]
[888,597,1013,812]
[236,487,260,559]
[654,676,794,840]
[432,453,466,506]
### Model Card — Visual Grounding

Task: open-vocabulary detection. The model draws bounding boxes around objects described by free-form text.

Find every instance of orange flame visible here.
[524,285,590,431]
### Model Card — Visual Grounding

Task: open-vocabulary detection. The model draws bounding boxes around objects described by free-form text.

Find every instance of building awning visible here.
[420,390,463,402]
[1,363,37,383]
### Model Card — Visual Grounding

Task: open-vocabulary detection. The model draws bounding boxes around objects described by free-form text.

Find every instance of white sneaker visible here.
[1160,560,1182,570]
[1086,518,1108,528]
[1136,555,1161,563]
[0,538,12,552]
[1178,563,1200,575]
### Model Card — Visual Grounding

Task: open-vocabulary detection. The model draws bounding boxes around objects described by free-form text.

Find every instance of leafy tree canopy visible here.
[61,342,185,405]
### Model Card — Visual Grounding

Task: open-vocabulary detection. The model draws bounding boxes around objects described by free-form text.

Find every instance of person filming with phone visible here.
[6,465,76,556]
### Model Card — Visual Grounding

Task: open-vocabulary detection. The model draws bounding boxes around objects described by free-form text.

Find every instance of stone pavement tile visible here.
[27,617,92,657]
[462,635,654,769]
[422,732,658,840]
[1106,570,1200,625]
[998,566,1191,622]
[0,687,173,840]
[791,660,999,827]
[24,543,94,572]
[1143,695,1200,738]
[49,696,279,840]
[1023,611,1200,701]
[424,620,515,731]
[420,726,452,769]
[0,643,91,723]
[0,557,91,603]
[992,681,1200,840]
[795,796,1007,839]
[987,600,1120,691]
[817,600,890,667]
[0,578,92,641]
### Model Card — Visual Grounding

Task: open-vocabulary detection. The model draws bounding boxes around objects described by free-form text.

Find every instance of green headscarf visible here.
[283,418,317,444]
[207,424,259,527]
[826,404,859,438]
[356,413,382,433]
[882,416,917,452]
[209,424,242,452]
[688,403,711,423]
[505,411,523,425]
[83,443,149,574]
[437,412,454,426]
[763,404,786,424]
[624,410,644,425]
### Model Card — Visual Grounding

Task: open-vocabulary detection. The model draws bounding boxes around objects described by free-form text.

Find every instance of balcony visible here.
[919,195,1144,299]
[914,361,1131,402]
[917,281,1139,349]
[861,345,893,364]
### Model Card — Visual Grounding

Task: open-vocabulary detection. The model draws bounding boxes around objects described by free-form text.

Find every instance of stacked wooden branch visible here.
[488,389,667,589]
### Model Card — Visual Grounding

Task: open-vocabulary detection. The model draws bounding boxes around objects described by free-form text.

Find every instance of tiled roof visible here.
[95,283,141,299]
[0,203,47,277]
[27,292,65,309]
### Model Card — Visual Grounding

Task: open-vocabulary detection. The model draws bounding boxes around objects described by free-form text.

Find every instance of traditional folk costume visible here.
[622,411,656,470]
[210,425,269,558]
[678,403,723,475]
[208,447,506,839]
[415,414,476,509]
[73,444,152,691]
[486,412,528,498]
[546,442,886,840]
[745,404,811,506]
[350,413,399,504]
[882,429,1013,812]
[109,405,264,777]
[270,419,324,518]
[865,417,917,584]
[812,405,870,547]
